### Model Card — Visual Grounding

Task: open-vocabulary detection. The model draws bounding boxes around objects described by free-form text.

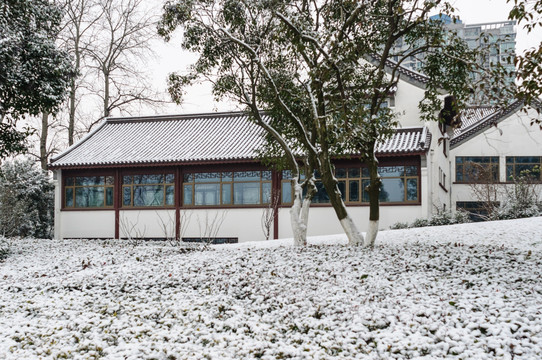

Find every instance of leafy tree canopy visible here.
[0,0,73,157]
[509,0,542,123]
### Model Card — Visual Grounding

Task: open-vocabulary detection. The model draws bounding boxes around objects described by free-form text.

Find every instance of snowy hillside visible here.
[1,217,542,359]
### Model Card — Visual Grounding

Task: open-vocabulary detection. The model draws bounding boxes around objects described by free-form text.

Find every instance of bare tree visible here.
[57,0,104,146]
[467,162,502,220]
[85,0,165,129]
[261,193,280,241]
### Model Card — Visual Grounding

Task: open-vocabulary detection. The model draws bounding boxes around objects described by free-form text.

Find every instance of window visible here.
[281,164,419,204]
[64,176,114,208]
[455,157,499,182]
[183,171,271,206]
[122,173,175,207]
[363,166,419,203]
[506,157,541,182]
[182,237,238,244]
[457,201,499,222]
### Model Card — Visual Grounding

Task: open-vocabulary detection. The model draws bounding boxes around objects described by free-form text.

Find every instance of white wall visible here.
[451,108,542,207]
[277,205,423,239]
[119,210,176,239]
[181,208,271,243]
[393,79,427,127]
[60,211,115,239]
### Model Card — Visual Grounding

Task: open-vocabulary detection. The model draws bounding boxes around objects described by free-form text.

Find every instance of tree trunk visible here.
[103,71,110,118]
[365,156,380,247]
[290,180,316,246]
[39,112,49,171]
[319,157,365,246]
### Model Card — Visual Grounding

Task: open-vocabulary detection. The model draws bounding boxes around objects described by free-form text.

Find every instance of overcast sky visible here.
[146,0,542,115]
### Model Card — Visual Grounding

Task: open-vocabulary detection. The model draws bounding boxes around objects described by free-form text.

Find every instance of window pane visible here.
[134,174,164,185]
[313,181,329,203]
[380,178,405,202]
[234,182,260,204]
[222,183,232,204]
[65,177,74,186]
[195,183,220,205]
[165,174,175,183]
[123,186,131,206]
[183,173,193,183]
[105,176,114,185]
[183,184,193,205]
[234,171,261,181]
[349,180,360,202]
[282,170,292,180]
[262,182,272,204]
[348,168,360,178]
[134,185,164,206]
[406,179,418,201]
[106,187,114,206]
[165,185,175,205]
[380,166,404,177]
[222,172,233,182]
[362,168,370,177]
[65,188,74,207]
[123,176,132,184]
[75,187,104,207]
[262,171,272,181]
[405,166,418,176]
[194,172,221,183]
[76,176,104,186]
[281,182,292,204]
[336,168,346,178]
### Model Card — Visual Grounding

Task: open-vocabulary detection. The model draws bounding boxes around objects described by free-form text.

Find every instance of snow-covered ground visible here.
[1,217,542,359]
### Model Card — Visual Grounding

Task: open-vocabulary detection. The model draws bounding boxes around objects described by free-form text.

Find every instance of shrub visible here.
[411,218,429,228]
[0,159,54,238]
[0,236,9,261]
[390,222,410,230]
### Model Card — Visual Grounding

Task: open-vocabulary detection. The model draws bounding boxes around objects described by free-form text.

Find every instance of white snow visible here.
[1,217,542,359]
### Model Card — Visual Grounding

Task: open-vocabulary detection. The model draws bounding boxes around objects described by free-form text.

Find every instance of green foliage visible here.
[0,159,54,239]
[0,0,73,157]
[508,0,542,123]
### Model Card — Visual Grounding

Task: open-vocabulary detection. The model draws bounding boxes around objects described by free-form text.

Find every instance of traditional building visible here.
[49,67,541,242]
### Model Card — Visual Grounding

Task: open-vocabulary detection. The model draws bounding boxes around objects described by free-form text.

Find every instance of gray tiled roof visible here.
[450,101,526,148]
[50,112,431,168]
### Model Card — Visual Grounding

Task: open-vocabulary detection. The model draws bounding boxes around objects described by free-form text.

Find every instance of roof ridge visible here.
[107,110,257,123]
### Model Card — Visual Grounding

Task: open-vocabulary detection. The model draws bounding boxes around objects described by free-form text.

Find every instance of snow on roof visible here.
[50,112,431,168]
[451,100,524,148]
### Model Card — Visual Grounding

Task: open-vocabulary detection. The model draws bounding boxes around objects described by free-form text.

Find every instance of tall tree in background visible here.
[159,0,501,246]
[509,0,542,124]
[0,0,73,158]
[86,0,164,128]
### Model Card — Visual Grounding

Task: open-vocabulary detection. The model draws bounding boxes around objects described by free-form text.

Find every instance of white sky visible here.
[145,0,542,116]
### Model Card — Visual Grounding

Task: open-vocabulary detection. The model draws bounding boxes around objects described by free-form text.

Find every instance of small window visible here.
[64,175,114,208]
[506,157,541,182]
[122,173,175,207]
[455,157,499,183]
[183,171,271,206]
[182,237,238,244]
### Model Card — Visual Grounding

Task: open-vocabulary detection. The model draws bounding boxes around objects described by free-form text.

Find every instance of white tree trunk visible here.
[290,183,309,246]
[364,220,379,248]
[339,215,364,246]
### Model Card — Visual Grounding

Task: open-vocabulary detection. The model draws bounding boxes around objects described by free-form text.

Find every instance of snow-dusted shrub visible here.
[491,168,542,220]
[453,209,472,224]
[410,218,429,228]
[0,236,9,261]
[428,211,454,226]
[390,222,409,230]
[0,159,54,238]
